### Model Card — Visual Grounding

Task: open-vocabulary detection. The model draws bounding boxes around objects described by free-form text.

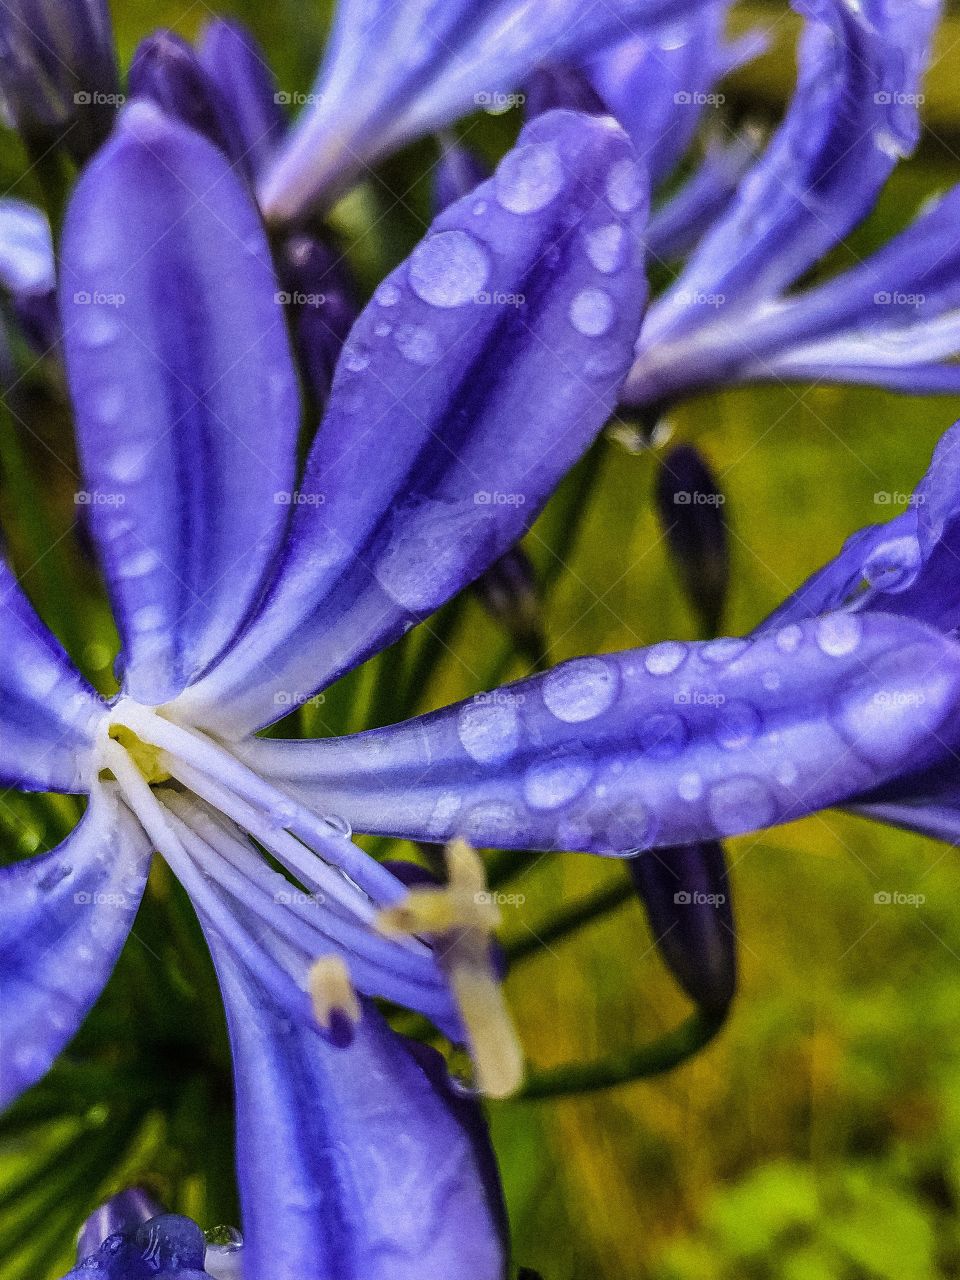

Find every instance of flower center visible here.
[107,723,171,785]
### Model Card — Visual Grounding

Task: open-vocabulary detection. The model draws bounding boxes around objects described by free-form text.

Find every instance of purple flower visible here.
[625,0,960,410]
[1,101,648,1278]
[63,1198,215,1279]
[253,0,706,224]
[0,0,119,161]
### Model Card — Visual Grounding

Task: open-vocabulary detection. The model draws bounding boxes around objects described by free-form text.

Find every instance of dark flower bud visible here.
[655,442,729,638]
[628,839,736,1014]
[432,134,489,215]
[129,31,243,168]
[277,233,358,406]
[198,20,285,178]
[0,0,119,162]
[525,63,607,118]
[474,546,546,668]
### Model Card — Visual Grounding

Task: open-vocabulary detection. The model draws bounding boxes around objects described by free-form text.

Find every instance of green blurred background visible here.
[4,2,960,1277]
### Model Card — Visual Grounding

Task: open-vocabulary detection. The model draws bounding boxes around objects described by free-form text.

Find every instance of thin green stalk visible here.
[503,878,636,964]
[518,1008,727,1099]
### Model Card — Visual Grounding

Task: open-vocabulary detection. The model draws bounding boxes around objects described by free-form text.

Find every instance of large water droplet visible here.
[816,613,861,657]
[583,222,626,274]
[408,230,489,307]
[707,776,775,835]
[715,700,762,750]
[569,287,615,337]
[394,323,441,365]
[605,158,643,213]
[775,624,803,653]
[523,757,592,810]
[495,142,564,213]
[458,698,521,764]
[644,641,686,676]
[542,657,618,722]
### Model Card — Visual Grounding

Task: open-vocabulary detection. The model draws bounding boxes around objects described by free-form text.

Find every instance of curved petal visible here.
[638,0,940,353]
[760,421,960,635]
[181,110,647,735]
[198,19,285,178]
[0,785,151,1108]
[581,2,739,189]
[631,181,960,405]
[238,614,960,854]
[59,101,300,706]
[207,935,507,1280]
[0,560,103,791]
[256,0,701,222]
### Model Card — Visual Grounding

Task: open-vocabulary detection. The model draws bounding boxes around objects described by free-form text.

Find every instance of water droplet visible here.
[862,534,921,593]
[569,287,615,337]
[408,230,489,307]
[816,613,861,657]
[131,605,165,633]
[542,657,618,722]
[375,281,400,307]
[638,713,688,759]
[94,384,125,423]
[601,800,654,852]
[707,776,775,835]
[775,624,803,653]
[458,699,521,764]
[644,641,686,676]
[583,222,626,274]
[204,1225,243,1249]
[775,761,798,786]
[677,771,703,801]
[495,142,564,213]
[342,345,370,372]
[605,158,643,213]
[374,321,392,337]
[523,757,592,810]
[322,812,352,838]
[120,549,161,578]
[107,444,148,483]
[701,638,748,665]
[762,670,781,692]
[394,323,441,365]
[472,200,488,216]
[464,800,524,843]
[80,308,120,347]
[715,700,761,750]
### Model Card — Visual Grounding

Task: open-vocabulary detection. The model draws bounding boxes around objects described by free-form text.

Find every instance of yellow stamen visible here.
[375,839,524,1099]
[308,955,362,1032]
[108,724,172,785]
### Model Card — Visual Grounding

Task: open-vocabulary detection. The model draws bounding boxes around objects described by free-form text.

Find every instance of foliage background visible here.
[3,2,960,1277]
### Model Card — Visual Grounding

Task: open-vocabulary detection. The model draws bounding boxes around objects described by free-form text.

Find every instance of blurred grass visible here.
[2,2,960,1277]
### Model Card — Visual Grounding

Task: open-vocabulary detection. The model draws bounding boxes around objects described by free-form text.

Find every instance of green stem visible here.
[518,1007,727,1100]
[503,878,636,964]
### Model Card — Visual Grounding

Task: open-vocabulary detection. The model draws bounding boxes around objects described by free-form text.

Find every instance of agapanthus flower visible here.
[252,0,706,224]
[1,98,648,1278]
[625,0,960,412]
[0,0,120,162]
